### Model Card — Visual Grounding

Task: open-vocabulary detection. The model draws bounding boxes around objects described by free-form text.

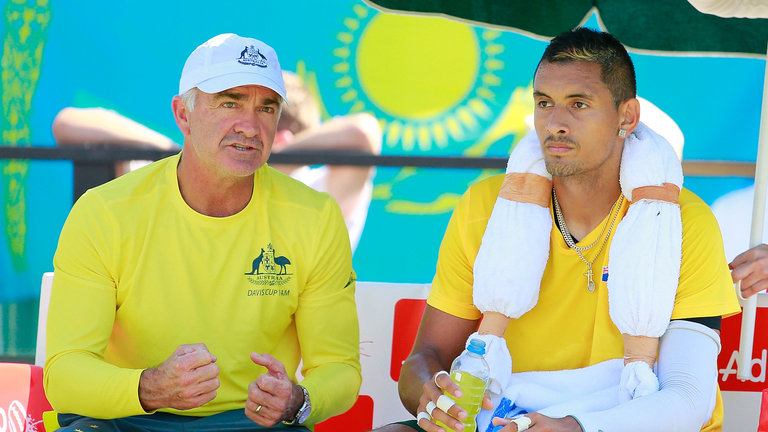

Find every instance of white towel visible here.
[610,122,683,401]
[476,359,626,432]
[473,131,552,320]
[469,121,683,421]
[472,132,552,396]
[464,332,513,397]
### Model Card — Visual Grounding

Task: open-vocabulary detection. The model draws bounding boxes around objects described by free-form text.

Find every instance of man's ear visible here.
[172,96,191,136]
[619,97,641,136]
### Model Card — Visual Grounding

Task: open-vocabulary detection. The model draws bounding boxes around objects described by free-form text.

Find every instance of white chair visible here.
[35,272,54,367]
[354,281,430,427]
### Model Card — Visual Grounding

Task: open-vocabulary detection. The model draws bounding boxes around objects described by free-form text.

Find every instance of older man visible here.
[45,33,361,431]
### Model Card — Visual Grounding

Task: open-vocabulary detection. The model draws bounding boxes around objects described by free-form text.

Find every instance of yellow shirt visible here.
[45,154,361,425]
[429,174,740,431]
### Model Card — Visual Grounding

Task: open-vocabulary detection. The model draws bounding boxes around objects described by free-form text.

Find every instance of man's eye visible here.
[537,100,552,108]
[262,106,275,113]
[574,101,588,109]
[221,102,236,108]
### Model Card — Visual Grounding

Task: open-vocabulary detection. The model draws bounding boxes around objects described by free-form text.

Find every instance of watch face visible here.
[297,407,311,423]
[298,386,311,422]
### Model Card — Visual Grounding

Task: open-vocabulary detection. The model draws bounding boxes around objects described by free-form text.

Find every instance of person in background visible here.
[712,190,768,299]
[45,33,361,431]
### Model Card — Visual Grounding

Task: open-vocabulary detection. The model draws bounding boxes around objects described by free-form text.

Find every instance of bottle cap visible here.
[467,338,486,355]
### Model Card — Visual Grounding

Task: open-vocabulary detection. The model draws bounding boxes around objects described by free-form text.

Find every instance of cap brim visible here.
[194,72,288,103]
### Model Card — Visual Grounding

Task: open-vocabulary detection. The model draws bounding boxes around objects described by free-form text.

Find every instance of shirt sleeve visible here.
[44,191,148,418]
[671,191,741,320]
[295,198,362,425]
[428,175,504,320]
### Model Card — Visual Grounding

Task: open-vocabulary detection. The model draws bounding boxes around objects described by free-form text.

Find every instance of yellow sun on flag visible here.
[333,5,505,152]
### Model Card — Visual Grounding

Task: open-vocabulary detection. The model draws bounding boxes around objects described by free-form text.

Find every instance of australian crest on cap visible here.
[237,45,268,68]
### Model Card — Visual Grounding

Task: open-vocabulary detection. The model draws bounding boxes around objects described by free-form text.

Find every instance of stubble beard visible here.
[545,158,582,177]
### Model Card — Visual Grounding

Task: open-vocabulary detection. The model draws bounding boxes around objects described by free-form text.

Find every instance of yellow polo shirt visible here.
[45,154,361,425]
[429,174,740,431]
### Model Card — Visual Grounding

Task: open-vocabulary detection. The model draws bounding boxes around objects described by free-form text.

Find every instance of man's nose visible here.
[233,111,261,138]
[545,105,569,136]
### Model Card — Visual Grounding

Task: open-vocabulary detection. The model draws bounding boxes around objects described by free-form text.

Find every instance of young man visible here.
[45,33,361,431]
[380,28,739,432]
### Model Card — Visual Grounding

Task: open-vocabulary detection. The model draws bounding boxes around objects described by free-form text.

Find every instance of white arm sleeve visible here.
[573,320,721,432]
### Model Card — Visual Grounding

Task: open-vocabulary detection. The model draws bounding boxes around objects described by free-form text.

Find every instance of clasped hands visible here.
[417,371,581,432]
[138,343,301,427]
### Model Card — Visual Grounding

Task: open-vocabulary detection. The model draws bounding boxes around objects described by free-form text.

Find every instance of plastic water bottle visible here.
[435,338,490,432]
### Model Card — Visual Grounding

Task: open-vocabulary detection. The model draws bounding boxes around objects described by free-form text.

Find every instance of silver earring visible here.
[618,129,627,138]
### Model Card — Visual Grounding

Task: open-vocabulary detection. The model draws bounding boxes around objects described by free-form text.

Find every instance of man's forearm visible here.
[398,351,445,416]
[575,321,720,431]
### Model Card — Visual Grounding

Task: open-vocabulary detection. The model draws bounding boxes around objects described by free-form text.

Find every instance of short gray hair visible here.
[180,87,284,118]
[181,88,198,112]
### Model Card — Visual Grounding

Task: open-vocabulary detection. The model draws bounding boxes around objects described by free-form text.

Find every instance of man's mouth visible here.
[232,143,255,151]
[544,137,576,154]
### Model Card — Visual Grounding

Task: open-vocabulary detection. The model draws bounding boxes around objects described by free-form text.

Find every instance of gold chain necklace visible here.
[552,189,624,292]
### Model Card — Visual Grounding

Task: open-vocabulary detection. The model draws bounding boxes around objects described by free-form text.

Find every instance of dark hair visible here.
[537,27,636,107]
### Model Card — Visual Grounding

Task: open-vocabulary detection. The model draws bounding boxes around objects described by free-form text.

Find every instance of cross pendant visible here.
[584,265,596,292]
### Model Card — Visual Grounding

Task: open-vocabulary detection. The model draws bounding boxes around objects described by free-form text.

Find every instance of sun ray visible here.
[417,125,431,151]
[431,123,448,148]
[337,32,354,44]
[468,98,492,119]
[402,125,415,151]
[353,4,368,18]
[485,43,505,55]
[482,72,501,87]
[333,47,350,59]
[386,121,402,148]
[344,17,359,31]
[333,62,350,73]
[477,87,495,100]
[482,30,501,41]
[445,118,464,141]
[457,107,478,130]
[341,89,358,103]
[484,58,504,71]
[335,76,352,88]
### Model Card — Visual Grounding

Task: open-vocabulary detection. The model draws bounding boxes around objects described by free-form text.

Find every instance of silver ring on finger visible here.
[254,404,263,415]
[433,370,449,388]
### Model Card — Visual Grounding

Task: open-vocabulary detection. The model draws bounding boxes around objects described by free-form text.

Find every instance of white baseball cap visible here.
[179,33,287,102]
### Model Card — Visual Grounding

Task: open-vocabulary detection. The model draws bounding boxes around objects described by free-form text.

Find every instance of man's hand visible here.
[491,413,583,431]
[416,370,493,432]
[138,343,220,411]
[245,352,303,427]
[730,244,768,298]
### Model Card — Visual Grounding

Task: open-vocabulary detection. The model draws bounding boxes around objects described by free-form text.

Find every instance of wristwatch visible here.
[283,385,311,425]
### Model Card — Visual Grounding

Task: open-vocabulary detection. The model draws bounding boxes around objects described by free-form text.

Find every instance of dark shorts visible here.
[393,420,481,432]
[57,409,310,432]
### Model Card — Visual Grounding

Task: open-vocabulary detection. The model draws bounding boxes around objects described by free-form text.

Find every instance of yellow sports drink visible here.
[435,338,490,432]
